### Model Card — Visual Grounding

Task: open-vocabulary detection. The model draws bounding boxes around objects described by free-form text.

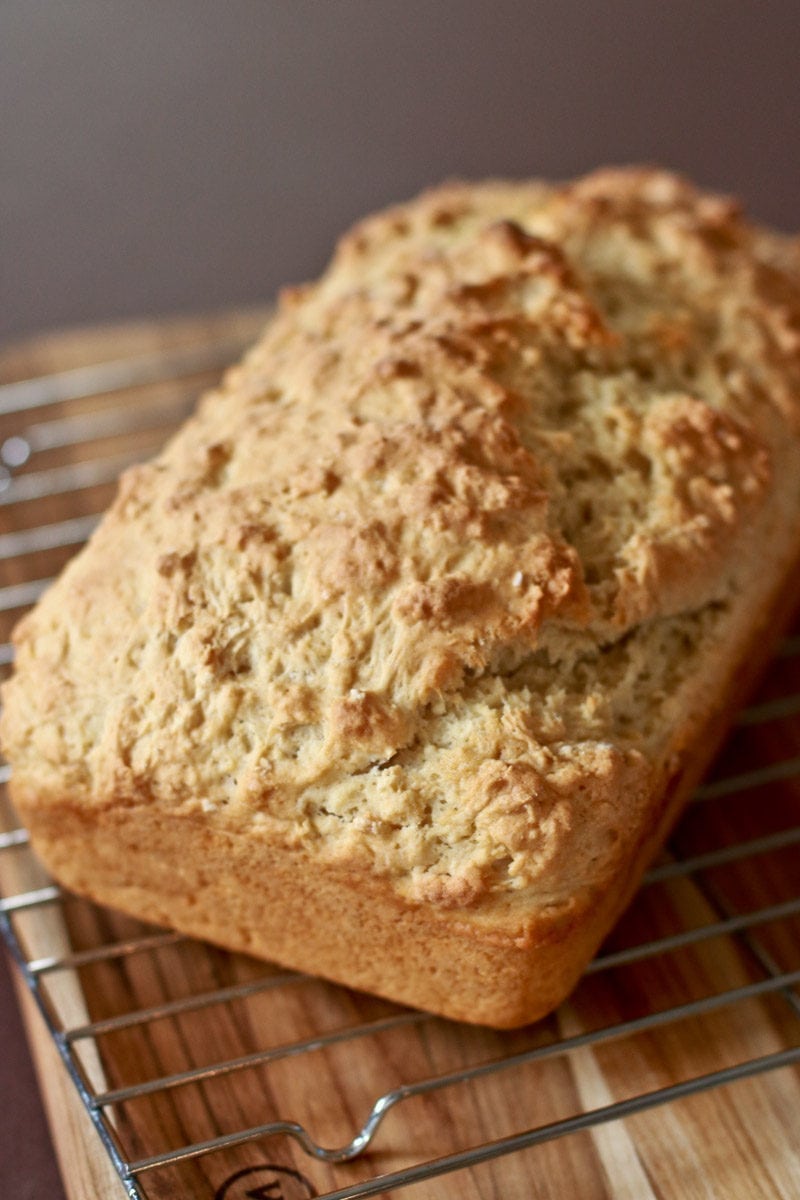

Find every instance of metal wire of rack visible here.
[0,323,799,1200]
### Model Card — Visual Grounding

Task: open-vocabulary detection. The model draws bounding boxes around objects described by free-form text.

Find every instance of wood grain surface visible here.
[1,316,798,1200]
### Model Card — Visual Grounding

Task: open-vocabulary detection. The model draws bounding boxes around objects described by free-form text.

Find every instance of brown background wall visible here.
[0,3,798,1197]
[2,1,799,342]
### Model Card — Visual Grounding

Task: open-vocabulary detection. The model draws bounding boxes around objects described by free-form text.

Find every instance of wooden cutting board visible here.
[1,315,799,1200]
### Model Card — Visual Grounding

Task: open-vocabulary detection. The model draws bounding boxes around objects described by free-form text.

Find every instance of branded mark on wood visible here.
[215,1163,317,1199]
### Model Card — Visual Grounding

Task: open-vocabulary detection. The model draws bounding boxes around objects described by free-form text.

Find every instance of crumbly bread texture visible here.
[4,168,800,1026]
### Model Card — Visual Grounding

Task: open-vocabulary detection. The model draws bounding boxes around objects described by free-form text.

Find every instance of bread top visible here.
[4,168,800,913]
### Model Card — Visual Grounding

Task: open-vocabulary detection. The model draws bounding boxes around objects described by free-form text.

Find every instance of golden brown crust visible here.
[3,167,800,1025]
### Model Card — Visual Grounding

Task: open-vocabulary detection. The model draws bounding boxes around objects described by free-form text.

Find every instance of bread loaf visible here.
[3,168,800,1027]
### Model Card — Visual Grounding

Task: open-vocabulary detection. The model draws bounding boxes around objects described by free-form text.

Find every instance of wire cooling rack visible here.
[1,319,799,1200]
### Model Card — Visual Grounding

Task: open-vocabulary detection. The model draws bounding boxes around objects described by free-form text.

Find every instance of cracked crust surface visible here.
[3,167,800,1023]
